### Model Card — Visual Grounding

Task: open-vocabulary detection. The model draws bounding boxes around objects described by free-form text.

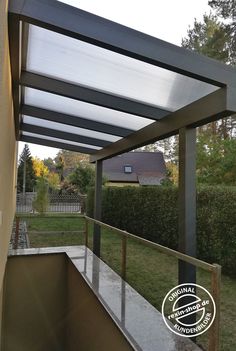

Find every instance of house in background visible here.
[103,151,166,186]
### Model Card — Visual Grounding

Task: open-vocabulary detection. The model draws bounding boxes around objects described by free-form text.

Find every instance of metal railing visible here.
[84,215,221,351]
[13,213,221,351]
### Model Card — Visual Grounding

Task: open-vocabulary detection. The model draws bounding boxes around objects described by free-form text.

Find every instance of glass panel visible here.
[24,88,153,130]
[22,132,101,150]
[22,115,120,142]
[27,24,218,111]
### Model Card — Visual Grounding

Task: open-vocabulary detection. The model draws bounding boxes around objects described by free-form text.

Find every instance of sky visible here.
[18,0,211,160]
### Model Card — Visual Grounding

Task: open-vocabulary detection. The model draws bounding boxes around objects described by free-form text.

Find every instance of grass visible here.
[22,214,236,351]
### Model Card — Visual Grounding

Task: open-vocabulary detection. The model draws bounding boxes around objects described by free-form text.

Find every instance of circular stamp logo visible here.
[161,283,216,338]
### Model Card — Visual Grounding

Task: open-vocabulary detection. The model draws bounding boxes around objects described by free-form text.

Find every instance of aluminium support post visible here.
[178,127,197,331]
[179,128,196,284]
[178,127,197,284]
[93,160,103,257]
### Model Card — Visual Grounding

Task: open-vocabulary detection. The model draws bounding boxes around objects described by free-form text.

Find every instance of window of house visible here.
[124,165,132,173]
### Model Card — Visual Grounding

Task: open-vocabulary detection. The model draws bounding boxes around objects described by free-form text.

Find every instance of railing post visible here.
[209,264,221,351]
[14,216,20,250]
[121,236,127,280]
[84,217,88,247]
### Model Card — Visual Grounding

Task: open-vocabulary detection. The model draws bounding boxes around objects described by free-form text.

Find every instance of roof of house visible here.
[103,152,166,185]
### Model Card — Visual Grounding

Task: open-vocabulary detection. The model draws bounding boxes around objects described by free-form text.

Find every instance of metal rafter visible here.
[20,135,97,154]
[21,123,111,148]
[21,105,134,137]
[20,72,170,121]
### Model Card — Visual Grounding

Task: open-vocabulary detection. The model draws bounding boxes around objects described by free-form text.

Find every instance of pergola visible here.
[8,0,236,286]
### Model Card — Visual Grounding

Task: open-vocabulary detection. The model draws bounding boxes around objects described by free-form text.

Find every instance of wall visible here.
[1,254,67,351]
[66,259,134,351]
[0,0,17,341]
[0,288,2,348]
[1,254,134,351]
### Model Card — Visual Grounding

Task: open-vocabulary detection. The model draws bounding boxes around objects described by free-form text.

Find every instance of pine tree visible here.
[17,144,36,192]
[209,0,236,64]
[182,13,230,62]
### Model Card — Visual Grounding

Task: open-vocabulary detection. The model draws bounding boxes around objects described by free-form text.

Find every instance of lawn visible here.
[21,214,236,351]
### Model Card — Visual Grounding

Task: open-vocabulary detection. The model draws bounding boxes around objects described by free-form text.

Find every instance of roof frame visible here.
[90,87,236,162]
[9,0,236,87]
[8,0,236,162]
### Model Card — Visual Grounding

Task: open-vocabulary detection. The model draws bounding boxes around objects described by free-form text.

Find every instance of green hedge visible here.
[87,186,236,276]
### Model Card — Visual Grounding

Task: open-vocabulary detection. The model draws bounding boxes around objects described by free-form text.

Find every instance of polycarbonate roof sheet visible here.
[24,88,153,130]
[26,24,218,112]
[22,115,121,142]
[22,132,102,150]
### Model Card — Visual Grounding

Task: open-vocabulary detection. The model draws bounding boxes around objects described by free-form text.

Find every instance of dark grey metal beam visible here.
[178,128,196,281]
[8,13,21,138]
[21,123,111,148]
[20,135,96,154]
[20,71,169,121]
[8,0,236,87]
[20,22,29,108]
[93,160,103,257]
[90,88,234,162]
[178,127,196,331]
[21,22,29,70]
[21,105,134,137]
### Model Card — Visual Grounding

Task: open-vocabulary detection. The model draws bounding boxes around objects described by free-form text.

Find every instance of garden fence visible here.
[16,192,86,213]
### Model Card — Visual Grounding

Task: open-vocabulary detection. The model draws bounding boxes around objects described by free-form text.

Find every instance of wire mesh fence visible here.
[16,192,86,213]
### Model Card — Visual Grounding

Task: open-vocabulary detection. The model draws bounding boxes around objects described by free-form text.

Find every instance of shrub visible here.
[33,177,49,214]
[87,186,236,276]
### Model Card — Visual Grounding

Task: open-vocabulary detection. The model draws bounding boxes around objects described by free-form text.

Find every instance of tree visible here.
[47,172,60,191]
[182,12,236,184]
[68,164,96,194]
[17,144,36,192]
[183,12,236,137]
[55,150,89,170]
[197,130,236,185]
[182,13,230,62]
[135,136,178,163]
[55,155,65,182]
[209,0,236,65]
[32,157,49,177]
[165,162,179,185]
[60,180,79,195]
[43,157,56,172]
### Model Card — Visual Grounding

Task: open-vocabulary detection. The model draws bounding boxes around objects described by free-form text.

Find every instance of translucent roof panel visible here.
[24,88,153,130]
[26,24,219,111]
[22,115,121,142]
[22,132,102,150]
